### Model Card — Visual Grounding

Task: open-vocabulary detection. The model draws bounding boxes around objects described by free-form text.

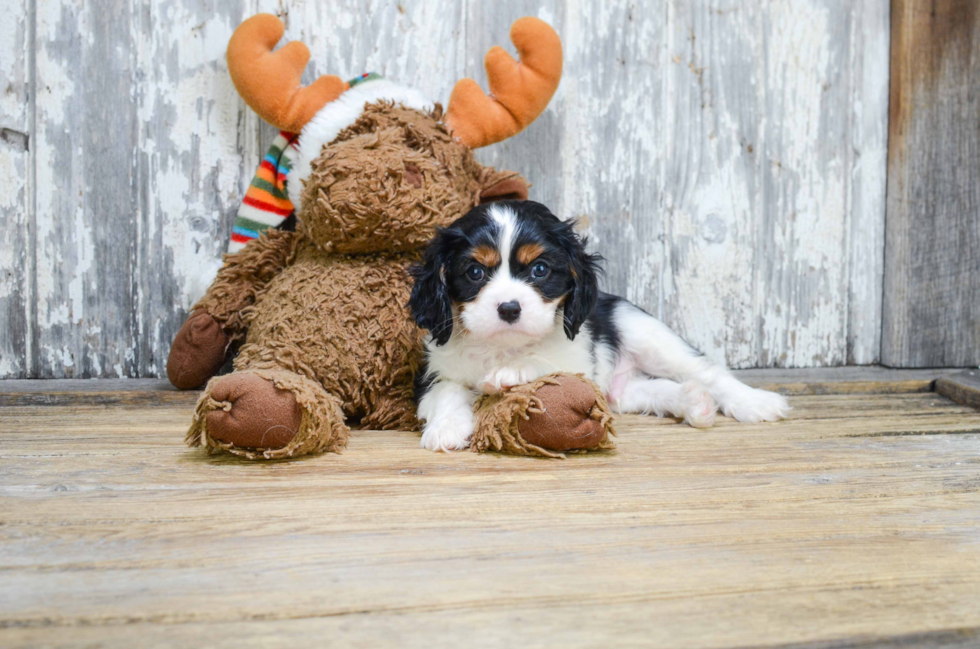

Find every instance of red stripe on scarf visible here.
[242,195,294,216]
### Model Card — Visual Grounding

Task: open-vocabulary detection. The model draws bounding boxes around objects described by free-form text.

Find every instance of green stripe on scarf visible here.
[249,176,290,199]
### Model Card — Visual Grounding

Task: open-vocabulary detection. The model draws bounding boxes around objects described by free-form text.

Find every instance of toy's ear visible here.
[480,174,529,204]
[227,14,347,132]
[444,17,562,148]
[409,228,462,346]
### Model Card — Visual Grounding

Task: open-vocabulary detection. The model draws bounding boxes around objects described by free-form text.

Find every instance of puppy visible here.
[409,200,789,452]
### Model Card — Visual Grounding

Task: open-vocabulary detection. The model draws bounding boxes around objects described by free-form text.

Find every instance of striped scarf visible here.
[229,131,300,253]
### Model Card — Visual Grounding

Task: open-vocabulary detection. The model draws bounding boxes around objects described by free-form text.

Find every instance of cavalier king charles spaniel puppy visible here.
[409,200,789,452]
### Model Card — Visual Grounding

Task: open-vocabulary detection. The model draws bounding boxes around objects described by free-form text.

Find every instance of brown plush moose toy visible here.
[166,14,614,459]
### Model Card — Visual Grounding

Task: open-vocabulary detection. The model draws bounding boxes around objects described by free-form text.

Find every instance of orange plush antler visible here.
[444,17,562,149]
[227,14,347,133]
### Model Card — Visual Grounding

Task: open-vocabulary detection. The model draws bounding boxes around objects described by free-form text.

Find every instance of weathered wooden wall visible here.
[883,0,980,367]
[0,0,32,379]
[0,0,890,378]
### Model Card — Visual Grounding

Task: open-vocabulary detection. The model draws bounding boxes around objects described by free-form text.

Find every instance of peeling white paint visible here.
[0,355,17,377]
[1,0,890,377]
[659,0,888,368]
[0,150,25,303]
[67,205,93,324]
[846,2,889,365]
[0,0,32,377]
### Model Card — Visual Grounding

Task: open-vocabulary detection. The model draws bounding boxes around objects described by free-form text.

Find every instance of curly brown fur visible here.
[234,238,424,431]
[193,229,298,343]
[471,373,616,458]
[301,104,488,255]
[187,368,349,460]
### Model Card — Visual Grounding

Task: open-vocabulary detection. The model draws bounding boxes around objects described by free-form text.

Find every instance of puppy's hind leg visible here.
[614,376,716,429]
[615,303,789,423]
[708,373,790,422]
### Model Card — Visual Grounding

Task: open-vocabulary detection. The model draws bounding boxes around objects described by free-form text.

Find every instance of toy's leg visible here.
[167,310,230,389]
[612,376,715,429]
[358,378,420,433]
[186,367,349,460]
[167,229,297,390]
[469,373,615,458]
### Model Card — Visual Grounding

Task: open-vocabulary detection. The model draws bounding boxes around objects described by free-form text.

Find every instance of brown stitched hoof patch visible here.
[519,376,607,451]
[167,310,229,390]
[206,373,303,449]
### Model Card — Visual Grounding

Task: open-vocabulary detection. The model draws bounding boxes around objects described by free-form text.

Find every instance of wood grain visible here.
[737,365,967,395]
[476,1,891,369]
[663,1,890,368]
[0,0,892,377]
[0,0,32,379]
[33,0,139,378]
[133,0,252,378]
[883,0,980,367]
[774,628,980,649]
[0,367,965,409]
[935,369,980,410]
[846,2,891,366]
[1,392,980,647]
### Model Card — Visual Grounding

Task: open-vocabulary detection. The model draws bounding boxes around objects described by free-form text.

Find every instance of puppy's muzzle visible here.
[497,301,522,323]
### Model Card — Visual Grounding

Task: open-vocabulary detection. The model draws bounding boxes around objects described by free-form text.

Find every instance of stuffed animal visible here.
[166,14,614,459]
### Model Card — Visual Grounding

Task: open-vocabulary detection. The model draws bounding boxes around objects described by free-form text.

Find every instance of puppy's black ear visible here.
[556,221,602,340]
[409,228,459,346]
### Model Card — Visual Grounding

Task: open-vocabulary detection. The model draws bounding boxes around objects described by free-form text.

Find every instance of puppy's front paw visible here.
[420,412,475,452]
[481,366,534,395]
[680,381,716,429]
[724,388,789,423]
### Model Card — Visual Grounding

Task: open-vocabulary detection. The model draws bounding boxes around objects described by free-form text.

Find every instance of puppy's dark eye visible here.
[466,266,485,282]
[531,262,550,279]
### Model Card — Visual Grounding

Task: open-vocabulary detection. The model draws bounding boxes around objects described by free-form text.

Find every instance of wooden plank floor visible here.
[2,377,980,647]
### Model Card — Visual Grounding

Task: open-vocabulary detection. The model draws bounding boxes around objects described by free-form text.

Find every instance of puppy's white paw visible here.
[681,381,716,429]
[724,388,790,423]
[420,412,475,452]
[481,365,534,395]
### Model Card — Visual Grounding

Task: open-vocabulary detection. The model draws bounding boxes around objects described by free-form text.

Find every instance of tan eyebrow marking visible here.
[471,245,501,267]
[516,243,545,266]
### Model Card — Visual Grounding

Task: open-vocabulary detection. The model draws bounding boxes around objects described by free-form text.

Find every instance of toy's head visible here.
[227,14,562,255]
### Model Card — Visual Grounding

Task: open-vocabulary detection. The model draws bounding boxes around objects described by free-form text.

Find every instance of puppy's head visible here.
[409,200,601,346]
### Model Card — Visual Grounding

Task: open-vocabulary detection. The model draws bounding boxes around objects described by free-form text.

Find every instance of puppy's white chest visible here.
[434,340,536,388]
[426,326,596,392]
[462,345,521,367]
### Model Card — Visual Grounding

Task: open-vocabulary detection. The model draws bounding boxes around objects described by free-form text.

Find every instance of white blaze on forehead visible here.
[487,203,518,275]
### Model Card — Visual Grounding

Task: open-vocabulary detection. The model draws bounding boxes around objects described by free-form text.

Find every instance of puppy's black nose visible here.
[497,301,522,323]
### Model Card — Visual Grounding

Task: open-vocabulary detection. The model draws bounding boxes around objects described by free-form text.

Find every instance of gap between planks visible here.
[0,367,972,408]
